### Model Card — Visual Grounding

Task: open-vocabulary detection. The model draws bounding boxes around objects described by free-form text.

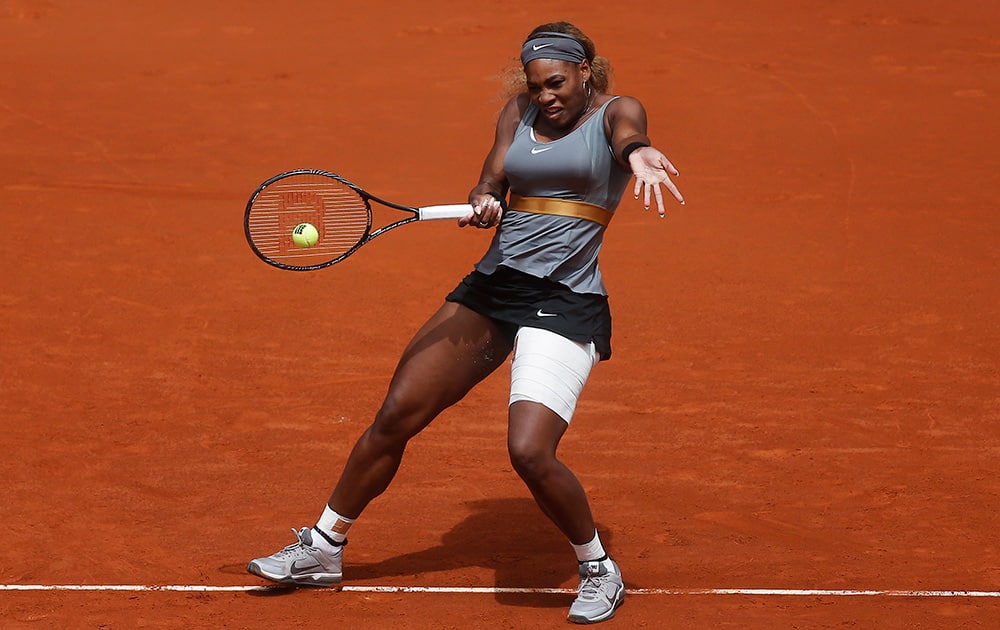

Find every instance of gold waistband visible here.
[507,194,613,227]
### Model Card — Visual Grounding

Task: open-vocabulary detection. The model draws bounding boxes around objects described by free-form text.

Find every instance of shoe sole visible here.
[246,561,343,588]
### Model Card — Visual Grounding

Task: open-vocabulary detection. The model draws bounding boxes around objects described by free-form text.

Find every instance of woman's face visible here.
[524,59,592,130]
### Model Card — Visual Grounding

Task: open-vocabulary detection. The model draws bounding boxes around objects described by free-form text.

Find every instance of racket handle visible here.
[417,204,473,221]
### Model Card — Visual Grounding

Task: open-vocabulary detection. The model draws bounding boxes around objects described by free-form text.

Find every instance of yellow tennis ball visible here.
[291,222,319,248]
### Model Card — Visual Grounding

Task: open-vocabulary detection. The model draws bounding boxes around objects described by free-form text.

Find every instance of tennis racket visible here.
[244,169,476,271]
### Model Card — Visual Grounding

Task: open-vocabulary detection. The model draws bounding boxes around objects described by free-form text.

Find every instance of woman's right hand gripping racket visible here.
[244,169,477,271]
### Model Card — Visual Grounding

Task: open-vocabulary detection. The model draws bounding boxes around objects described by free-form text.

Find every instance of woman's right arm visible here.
[461,96,523,228]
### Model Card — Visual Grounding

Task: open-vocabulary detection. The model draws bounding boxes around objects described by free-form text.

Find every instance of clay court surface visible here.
[2,0,999,627]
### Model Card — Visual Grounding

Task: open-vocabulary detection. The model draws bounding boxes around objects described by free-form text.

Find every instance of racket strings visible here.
[246,173,371,265]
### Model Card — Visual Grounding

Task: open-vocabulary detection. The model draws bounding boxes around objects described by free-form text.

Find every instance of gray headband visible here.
[520,32,587,66]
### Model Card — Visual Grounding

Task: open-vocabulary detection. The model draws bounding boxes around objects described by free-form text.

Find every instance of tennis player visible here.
[248,21,683,625]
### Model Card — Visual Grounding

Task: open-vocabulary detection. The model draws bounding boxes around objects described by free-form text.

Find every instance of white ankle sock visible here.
[572,530,607,563]
[313,505,354,551]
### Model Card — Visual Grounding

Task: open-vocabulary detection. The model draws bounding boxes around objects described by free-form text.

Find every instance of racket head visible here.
[244,169,373,270]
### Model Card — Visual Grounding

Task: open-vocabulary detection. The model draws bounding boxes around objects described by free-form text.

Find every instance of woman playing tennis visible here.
[248,21,684,625]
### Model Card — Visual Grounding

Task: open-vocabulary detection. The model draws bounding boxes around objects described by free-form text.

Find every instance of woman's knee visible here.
[507,401,567,482]
[370,390,431,445]
[507,438,556,482]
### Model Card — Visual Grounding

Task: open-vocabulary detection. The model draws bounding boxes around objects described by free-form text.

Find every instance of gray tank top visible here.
[474,97,632,296]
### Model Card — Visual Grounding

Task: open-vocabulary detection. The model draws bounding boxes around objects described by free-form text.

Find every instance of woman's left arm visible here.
[607,97,684,216]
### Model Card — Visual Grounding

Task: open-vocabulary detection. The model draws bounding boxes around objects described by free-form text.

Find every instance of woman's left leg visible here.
[505,327,625,624]
[507,401,596,544]
[505,326,601,542]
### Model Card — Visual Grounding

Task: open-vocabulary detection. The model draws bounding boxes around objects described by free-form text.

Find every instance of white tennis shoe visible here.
[247,527,343,587]
[567,558,625,624]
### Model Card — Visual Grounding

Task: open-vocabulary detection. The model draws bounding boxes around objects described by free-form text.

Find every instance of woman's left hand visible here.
[629,146,684,217]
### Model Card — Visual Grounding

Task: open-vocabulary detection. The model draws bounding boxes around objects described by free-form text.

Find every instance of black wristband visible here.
[621,141,650,162]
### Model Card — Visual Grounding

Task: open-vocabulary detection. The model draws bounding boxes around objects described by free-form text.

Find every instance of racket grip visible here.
[417,204,474,221]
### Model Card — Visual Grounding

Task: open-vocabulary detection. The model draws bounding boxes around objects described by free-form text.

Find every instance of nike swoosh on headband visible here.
[532,43,554,51]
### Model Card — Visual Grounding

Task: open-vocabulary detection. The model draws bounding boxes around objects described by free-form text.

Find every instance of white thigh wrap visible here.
[509,327,600,423]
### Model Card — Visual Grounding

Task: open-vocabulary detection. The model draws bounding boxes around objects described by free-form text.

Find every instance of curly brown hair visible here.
[499,21,613,98]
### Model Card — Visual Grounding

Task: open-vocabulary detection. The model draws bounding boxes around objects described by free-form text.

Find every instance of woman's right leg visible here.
[248,301,513,585]
[329,301,514,517]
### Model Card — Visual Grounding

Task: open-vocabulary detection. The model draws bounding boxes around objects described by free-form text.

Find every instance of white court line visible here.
[2,585,1000,597]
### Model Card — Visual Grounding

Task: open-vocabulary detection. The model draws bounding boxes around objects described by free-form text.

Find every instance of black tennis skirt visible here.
[445,266,612,360]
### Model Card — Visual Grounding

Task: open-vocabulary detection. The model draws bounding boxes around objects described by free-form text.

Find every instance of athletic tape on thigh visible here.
[509,327,599,423]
